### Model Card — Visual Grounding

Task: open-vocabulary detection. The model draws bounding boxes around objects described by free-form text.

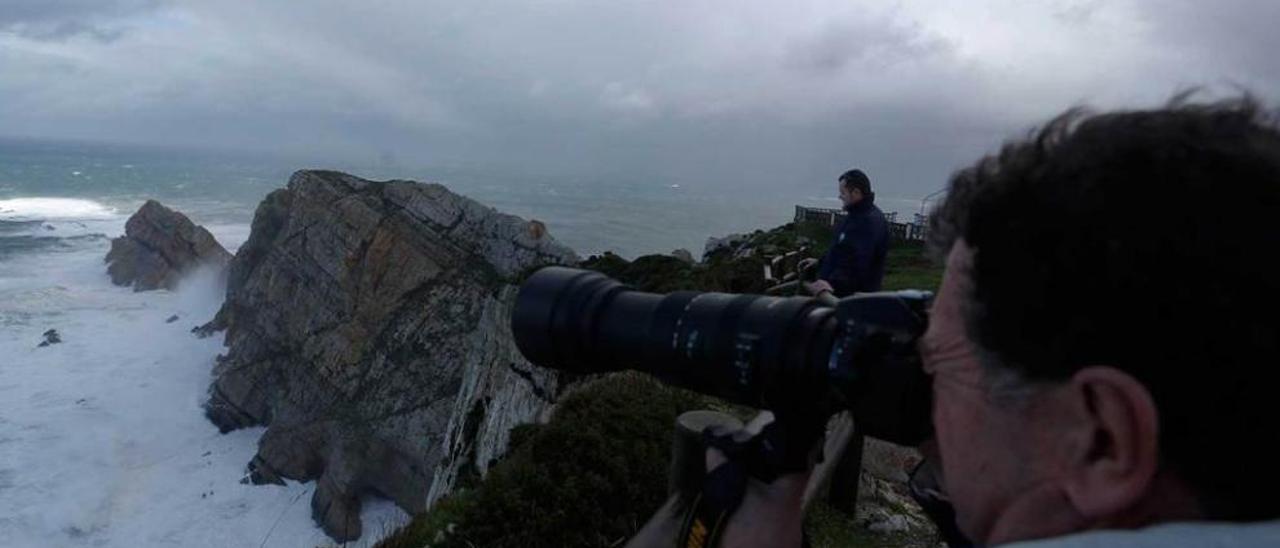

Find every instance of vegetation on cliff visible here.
[376,373,712,548]
[582,221,941,294]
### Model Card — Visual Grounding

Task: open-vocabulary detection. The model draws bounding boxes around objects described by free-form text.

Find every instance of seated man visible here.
[805,169,889,297]
[712,96,1280,546]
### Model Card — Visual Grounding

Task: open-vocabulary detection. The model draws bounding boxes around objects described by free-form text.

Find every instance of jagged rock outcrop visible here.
[104,200,231,290]
[702,232,751,261]
[200,170,577,541]
[37,328,61,347]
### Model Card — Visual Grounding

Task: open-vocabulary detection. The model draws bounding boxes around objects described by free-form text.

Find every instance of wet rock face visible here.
[200,170,577,541]
[104,200,232,291]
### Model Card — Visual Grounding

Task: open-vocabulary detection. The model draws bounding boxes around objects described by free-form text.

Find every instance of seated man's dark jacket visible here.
[817,194,889,297]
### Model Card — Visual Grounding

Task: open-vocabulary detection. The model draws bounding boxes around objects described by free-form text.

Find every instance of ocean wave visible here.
[0,197,119,222]
[0,233,110,259]
[0,219,46,234]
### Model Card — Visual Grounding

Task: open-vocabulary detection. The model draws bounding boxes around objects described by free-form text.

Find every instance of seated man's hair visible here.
[928,93,1280,520]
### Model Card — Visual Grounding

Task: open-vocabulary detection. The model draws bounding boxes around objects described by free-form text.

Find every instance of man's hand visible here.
[626,412,822,548]
[704,447,811,548]
[805,279,834,296]
[698,411,823,548]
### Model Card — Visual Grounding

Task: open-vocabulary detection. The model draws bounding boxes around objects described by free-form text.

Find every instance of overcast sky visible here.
[2,0,1277,200]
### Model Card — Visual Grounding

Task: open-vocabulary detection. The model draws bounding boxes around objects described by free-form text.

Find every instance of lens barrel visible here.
[512,266,932,445]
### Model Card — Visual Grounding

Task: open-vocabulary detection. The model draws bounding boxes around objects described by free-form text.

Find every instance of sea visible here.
[0,137,921,547]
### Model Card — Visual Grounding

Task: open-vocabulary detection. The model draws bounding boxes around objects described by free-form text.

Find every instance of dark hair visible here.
[928,94,1280,521]
[839,169,872,194]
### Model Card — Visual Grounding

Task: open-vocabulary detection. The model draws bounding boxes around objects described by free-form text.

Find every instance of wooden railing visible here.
[794,205,926,242]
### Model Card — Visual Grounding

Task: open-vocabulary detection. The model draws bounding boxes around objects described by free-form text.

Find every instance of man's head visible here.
[923,95,1280,544]
[838,169,871,207]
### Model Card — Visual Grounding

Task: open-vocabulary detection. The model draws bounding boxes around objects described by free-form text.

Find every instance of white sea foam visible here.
[0,197,119,222]
[0,198,124,246]
[0,233,406,547]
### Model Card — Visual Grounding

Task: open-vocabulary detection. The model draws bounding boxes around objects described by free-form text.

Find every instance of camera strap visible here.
[676,458,746,548]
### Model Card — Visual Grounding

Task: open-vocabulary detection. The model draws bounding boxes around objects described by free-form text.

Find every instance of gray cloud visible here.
[783,15,951,74]
[0,0,153,23]
[0,0,160,42]
[0,0,1277,211]
[1134,0,1280,90]
[1052,0,1104,27]
[15,21,124,42]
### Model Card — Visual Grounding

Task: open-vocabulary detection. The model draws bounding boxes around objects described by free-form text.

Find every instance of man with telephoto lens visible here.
[708,95,1280,547]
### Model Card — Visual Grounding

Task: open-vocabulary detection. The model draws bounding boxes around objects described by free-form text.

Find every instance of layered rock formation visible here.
[200,170,577,541]
[105,200,232,290]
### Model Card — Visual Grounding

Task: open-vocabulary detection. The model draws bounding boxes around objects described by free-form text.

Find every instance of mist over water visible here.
[0,138,923,259]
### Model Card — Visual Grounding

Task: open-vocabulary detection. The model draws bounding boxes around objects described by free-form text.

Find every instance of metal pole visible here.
[918,187,947,217]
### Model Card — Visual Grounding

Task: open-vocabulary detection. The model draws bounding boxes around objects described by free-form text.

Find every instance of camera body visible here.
[511,266,933,446]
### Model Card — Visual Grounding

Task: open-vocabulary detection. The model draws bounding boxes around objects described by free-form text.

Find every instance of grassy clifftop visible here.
[582,221,941,294]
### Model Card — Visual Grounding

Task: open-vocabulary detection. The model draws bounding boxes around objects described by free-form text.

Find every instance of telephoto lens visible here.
[511,266,933,446]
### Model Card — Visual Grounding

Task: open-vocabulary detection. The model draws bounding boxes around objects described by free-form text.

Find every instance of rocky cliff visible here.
[200,170,577,541]
[104,200,231,290]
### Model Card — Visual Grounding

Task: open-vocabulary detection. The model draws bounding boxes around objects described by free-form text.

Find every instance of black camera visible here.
[511,266,934,446]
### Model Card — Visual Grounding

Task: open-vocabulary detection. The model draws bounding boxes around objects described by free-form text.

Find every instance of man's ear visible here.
[1058,366,1161,520]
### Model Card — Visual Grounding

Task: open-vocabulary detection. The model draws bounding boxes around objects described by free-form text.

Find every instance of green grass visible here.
[881,241,943,292]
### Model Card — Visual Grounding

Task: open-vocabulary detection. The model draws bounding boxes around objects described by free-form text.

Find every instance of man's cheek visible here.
[932,387,990,471]
[931,385,964,438]
[930,390,964,466]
